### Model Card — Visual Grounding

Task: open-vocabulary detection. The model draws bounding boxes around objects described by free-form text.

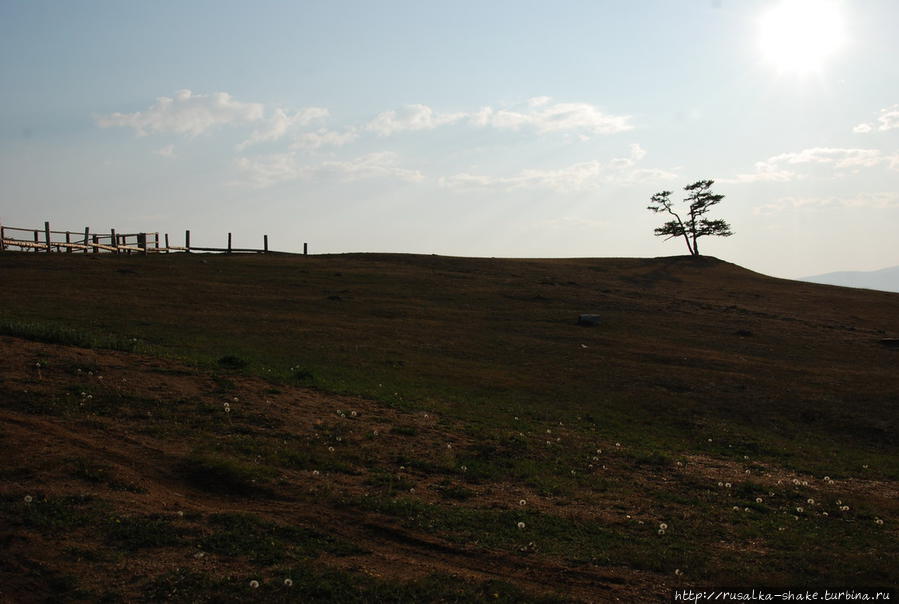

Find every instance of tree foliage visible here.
[647,180,733,256]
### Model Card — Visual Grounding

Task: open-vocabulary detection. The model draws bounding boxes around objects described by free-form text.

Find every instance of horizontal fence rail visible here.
[0,221,309,256]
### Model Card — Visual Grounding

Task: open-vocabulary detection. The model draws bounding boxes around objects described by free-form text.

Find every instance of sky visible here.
[1,0,897,279]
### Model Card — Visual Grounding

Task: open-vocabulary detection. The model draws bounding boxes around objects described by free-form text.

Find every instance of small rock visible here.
[577,314,601,326]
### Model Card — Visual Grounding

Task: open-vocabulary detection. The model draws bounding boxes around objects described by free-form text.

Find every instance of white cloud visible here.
[234,152,303,188]
[234,151,423,188]
[854,104,899,133]
[723,147,897,183]
[237,107,329,150]
[439,144,674,192]
[366,104,466,136]
[761,147,883,169]
[154,144,176,158]
[290,127,359,151]
[317,152,424,182]
[366,98,632,137]
[753,192,899,215]
[471,99,633,135]
[97,89,264,136]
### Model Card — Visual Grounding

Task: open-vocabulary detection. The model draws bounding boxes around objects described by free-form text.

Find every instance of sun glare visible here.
[758,0,847,74]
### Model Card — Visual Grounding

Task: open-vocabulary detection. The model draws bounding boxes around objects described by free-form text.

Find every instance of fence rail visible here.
[0,221,308,256]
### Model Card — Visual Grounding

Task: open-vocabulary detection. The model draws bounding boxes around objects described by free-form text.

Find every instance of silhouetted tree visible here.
[647,180,733,256]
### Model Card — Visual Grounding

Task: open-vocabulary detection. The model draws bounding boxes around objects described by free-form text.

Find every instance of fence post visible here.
[0,222,5,252]
[44,222,52,252]
[92,234,98,253]
[303,242,308,256]
[165,233,170,252]
[264,235,268,253]
[227,232,232,254]
[185,230,191,253]
[111,228,118,254]
[33,230,38,252]
[84,227,90,253]
[138,233,147,255]
[66,231,71,253]
[154,232,159,251]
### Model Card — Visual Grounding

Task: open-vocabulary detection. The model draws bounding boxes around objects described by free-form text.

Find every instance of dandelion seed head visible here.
[658,529,666,535]
[460,465,467,472]
[822,511,828,517]
[875,518,884,525]
[350,411,357,417]
[615,442,621,447]
[796,507,804,513]
[517,521,526,529]
[718,482,724,487]
[733,506,740,511]
[519,499,527,506]
[674,569,683,576]
[756,497,763,503]
[725,482,732,488]
[24,495,32,503]
[249,580,259,589]
[312,470,320,475]
[807,498,815,505]
[659,522,668,530]
[328,446,334,452]
[284,578,293,587]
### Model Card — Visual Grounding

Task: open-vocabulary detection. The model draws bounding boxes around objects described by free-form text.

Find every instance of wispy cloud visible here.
[154,144,176,158]
[439,144,674,192]
[754,192,899,215]
[97,89,264,136]
[290,127,359,150]
[723,147,899,183]
[234,151,423,188]
[366,104,467,136]
[853,104,899,133]
[471,98,633,135]
[365,97,632,137]
[237,107,329,150]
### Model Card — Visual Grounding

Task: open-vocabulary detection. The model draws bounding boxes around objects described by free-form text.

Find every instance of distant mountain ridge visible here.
[802,265,899,293]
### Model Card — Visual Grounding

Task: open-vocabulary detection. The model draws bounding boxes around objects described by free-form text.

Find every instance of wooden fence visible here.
[0,221,308,255]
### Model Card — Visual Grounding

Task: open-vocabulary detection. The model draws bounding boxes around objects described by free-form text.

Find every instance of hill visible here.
[1,251,897,601]
[802,265,899,293]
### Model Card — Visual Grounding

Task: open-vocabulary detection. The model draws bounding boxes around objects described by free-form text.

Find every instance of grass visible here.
[1,251,897,600]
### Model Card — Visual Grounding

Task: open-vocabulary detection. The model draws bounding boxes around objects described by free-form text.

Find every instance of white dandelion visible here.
[249,580,259,589]
[24,495,33,504]
[659,522,668,530]
[519,499,527,506]
[756,497,763,504]
[517,522,526,529]
[284,578,293,587]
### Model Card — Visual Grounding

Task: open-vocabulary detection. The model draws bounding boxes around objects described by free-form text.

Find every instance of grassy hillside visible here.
[1,251,897,601]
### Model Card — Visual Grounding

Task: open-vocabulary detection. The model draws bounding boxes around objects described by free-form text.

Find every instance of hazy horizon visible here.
[2,0,897,279]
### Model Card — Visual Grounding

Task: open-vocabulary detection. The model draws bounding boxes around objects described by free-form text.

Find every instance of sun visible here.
[758,0,847,74]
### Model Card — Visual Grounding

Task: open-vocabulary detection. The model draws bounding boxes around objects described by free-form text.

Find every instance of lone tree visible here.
[647,179,733,256]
